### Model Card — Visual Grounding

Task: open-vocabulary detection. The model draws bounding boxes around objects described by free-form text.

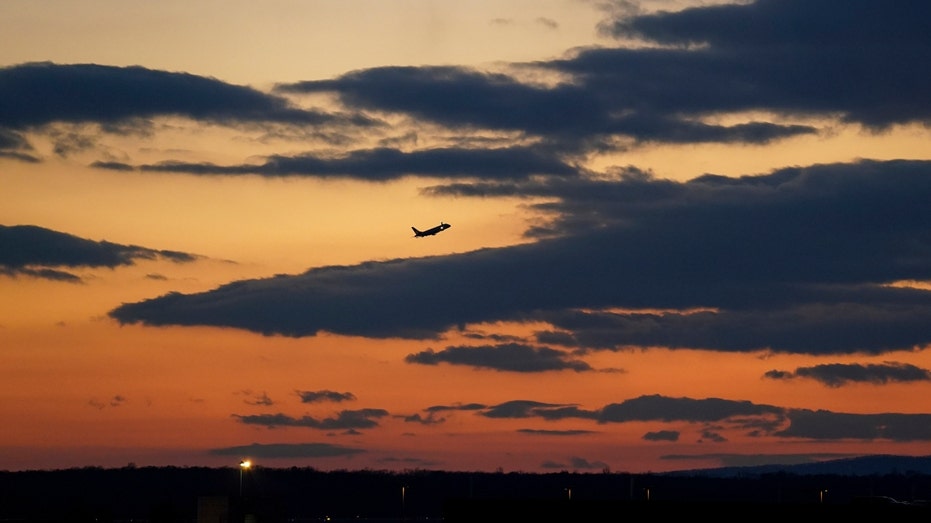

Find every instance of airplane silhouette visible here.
[412,222,451,237]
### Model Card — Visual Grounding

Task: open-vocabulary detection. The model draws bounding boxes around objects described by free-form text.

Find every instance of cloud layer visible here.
[5,0,931,470]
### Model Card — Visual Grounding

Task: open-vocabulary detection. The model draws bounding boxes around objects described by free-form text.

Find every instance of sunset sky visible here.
[3,0,931,475]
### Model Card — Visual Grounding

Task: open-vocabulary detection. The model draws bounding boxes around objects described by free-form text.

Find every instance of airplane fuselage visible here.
[412,222,451,237]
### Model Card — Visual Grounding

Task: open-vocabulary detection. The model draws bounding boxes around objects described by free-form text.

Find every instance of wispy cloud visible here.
[405,343,592,372]
[232,409,389,430]
[296,390,357,403]
[764,362,931,387]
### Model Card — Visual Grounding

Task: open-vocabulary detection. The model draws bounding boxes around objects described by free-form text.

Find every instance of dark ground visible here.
[2,464,931,522]
[443,498,931,522]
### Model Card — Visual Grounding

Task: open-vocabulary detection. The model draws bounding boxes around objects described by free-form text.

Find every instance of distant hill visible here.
[665,455,931,478]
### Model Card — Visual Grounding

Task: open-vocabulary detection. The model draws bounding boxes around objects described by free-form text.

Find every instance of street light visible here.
[239,460,251,496]
[820,489,828,503]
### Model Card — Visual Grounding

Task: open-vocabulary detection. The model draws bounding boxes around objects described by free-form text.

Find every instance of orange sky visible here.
[3,0,931,474]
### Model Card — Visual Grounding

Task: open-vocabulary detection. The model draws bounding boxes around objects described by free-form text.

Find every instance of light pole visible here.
[820,489,828,504]
[401,485,407,521]
[239,459,251,496]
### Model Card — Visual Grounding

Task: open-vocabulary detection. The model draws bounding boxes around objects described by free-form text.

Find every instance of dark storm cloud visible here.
[209,442,364,459]
[296,390,357,403]
[0,62,374,129]
[232,408,389,430]
[764,362,931,387]
[128,144,577,181]
[109,159,931,356]
[404,342,592,372]
[0,224,197,282]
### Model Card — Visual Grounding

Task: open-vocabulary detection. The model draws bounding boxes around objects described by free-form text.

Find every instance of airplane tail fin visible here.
[412,227,422,236]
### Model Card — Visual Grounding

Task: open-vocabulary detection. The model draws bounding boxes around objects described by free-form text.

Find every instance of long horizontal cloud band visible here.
[0,224,197,282]
[109,159,931,355]
[124,145,578,181]
[0,62,374,128]
[488,395,931,442]
[224,395,931,448]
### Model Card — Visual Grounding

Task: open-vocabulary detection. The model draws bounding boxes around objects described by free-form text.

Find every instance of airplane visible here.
[412,222,451,237]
